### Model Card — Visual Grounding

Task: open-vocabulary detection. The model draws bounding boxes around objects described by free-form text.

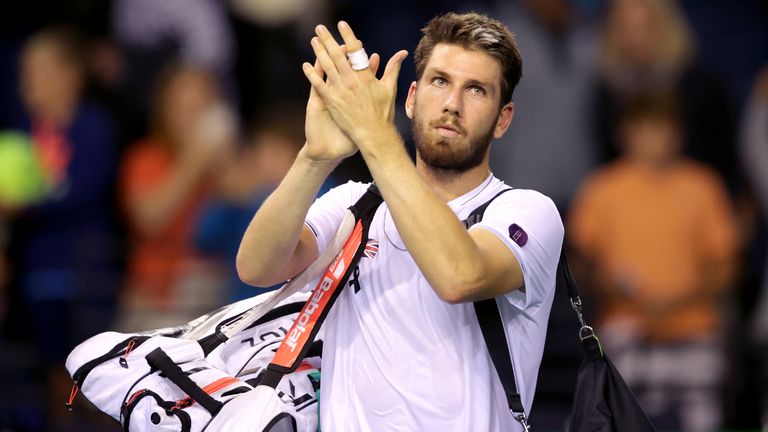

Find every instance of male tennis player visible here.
[237,12,563,431]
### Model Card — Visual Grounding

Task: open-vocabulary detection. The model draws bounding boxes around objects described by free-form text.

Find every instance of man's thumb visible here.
[382,50,409,90]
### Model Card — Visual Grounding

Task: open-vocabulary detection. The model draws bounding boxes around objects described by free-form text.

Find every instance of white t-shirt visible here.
[305,175,563,431]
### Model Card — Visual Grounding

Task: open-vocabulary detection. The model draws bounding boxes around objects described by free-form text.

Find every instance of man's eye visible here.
[469,86,486,96]
[432,77,447,86]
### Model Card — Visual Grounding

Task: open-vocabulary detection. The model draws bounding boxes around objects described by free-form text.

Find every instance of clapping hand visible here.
[303,51,380,164]
[302,21,408,149]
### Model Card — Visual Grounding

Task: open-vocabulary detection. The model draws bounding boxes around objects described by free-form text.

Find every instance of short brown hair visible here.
[414,12,522,106]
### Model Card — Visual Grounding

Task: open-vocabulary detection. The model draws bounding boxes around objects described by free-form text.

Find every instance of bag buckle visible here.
[512,410,531,431]
[579,325,595,341]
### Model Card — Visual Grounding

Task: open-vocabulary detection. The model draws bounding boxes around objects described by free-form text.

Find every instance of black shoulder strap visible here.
[465,188,531,429]
[473,298,526,415]
[145,348,223,415]
[462,188,513,229]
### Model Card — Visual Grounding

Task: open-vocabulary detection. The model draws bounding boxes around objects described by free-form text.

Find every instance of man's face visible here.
[406,44,513,173]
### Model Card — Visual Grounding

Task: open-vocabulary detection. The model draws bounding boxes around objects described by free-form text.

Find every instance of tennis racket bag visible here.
[65,292,321,432]
[65,186,384,432]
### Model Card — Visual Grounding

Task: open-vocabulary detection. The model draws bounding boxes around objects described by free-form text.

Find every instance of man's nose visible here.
[441,88,463,118]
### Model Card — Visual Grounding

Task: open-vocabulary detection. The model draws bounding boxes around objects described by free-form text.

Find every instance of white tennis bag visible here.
[65,292,321,432]
[65,186,384,432]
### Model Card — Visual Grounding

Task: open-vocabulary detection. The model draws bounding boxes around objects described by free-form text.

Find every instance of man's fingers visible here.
[311,36,340,84]
[315,25,355,80]
[307,59,326,103]
[381,50,409,90]
[338,21,372,75]
[313,58,326,81]
[369,53,381,77]
[302,62,329,97]
[337,21,363,53]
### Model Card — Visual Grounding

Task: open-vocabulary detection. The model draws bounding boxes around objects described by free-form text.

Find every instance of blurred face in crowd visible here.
[20,39,83,125]
[406,44,513,173]
[608,0,659,66]
[157,69,218,148]
[621,116,682,168]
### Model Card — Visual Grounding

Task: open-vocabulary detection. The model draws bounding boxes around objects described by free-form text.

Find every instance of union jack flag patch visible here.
[363,239,379,259]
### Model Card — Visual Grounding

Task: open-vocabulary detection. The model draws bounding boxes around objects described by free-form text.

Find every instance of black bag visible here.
[560,253,657,432]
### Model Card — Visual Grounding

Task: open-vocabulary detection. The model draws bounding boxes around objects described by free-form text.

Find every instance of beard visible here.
[411,109,496,174]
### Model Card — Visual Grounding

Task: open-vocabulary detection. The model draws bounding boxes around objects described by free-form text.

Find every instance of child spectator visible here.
[117,64,235,331]
[569,93,739,431]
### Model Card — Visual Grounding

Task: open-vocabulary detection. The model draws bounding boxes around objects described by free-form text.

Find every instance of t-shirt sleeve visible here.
[304,181,369,253]
[470,190,564,311]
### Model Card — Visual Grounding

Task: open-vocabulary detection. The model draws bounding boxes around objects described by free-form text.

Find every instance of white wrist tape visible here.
[347,48,370,71]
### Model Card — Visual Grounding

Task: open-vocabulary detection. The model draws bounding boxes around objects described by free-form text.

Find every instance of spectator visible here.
[569,93,739,431]
[595,0,737,188]
[6,27,122,431]
[117,65,235,332]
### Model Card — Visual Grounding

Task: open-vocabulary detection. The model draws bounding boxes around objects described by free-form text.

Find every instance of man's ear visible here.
[405,81,417,119]
[493,101,515,139]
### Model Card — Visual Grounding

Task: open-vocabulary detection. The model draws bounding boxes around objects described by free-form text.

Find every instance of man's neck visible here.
[415,158,492,202]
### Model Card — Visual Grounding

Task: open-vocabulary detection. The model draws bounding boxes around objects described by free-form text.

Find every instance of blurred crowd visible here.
[0,0,766,431]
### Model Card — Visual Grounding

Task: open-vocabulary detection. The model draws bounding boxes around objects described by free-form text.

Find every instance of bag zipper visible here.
[66,335,150,411]
[122,388,192,432]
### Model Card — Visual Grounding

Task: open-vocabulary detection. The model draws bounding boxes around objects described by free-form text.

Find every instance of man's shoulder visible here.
[475,184,564,244]
[483,185,560,219]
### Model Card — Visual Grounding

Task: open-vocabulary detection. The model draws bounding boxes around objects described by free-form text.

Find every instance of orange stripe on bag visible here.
[201,377,241,395]
[172,376,243,410]
[270,221,364,370]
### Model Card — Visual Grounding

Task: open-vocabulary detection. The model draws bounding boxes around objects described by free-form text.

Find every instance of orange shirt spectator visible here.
[120,138,208,307]
[116,66,235,332]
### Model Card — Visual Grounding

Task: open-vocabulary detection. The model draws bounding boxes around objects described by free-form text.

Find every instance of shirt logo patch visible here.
[363,239,379,259]
[508,224,528,247]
